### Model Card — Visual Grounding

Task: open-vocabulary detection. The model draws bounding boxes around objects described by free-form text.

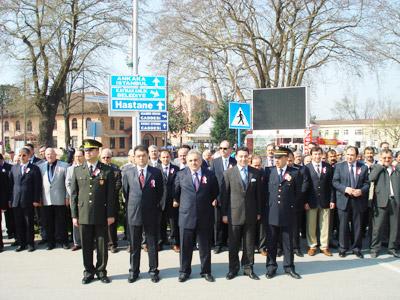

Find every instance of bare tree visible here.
[331,97,377,120]
[0,0,131,146]
[148,0,366,105]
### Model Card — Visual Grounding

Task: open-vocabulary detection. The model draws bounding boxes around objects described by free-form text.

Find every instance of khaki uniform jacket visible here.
[70,161,115,225]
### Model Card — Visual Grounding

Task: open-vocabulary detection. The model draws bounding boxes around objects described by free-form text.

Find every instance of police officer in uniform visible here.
[265,147,303,279]
[71,139,115,284]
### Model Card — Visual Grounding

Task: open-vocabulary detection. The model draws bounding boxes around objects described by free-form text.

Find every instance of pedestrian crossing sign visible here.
[229,102,252,130]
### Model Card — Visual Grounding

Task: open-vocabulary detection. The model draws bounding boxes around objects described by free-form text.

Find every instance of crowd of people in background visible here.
[0,139,399,284]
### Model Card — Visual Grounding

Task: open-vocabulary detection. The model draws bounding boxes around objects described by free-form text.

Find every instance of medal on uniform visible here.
[99,175,104,185]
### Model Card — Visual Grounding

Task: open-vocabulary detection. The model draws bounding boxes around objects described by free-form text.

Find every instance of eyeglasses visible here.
[102,156,111,159]
[219,147,228,150]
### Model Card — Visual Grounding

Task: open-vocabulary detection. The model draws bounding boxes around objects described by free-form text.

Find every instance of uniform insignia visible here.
[99,179,104,186]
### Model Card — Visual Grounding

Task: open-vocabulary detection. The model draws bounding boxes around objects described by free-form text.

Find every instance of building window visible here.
[355,129,363,135]
[27,120,32,132]
[53,136,58,148]
[334,130,339,136]
[72,118,78,129]
[119,119,124,130]
[16,120,20,131]
[86,117,91,129]
[110,137,116,149]
[324,130,329,137]
[110,118,115,130]
[71,136,78,148]
[343,129,349,135]
[4,121,9,131]
[5,136,10,147]
[119,137,125,149]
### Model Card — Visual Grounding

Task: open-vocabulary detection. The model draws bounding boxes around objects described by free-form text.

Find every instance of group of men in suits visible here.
[2,139,400,285]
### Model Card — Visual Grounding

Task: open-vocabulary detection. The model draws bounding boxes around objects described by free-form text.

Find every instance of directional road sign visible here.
[139,111,168,121]
[229,102,252,130]
[139,121,168,132]
[87,121,102,138]
[109,75,167,113]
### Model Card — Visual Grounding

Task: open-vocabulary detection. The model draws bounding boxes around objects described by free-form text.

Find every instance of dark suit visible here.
[174,167,219,276]
[0,162,12,248]
[332,161,369,252]
[9,163,42,247]
[122,165,165,276]
[369,164,400,251]
[107,163,122,249]
[305,162,334,250]
[70,161,115,278]
[265,166,302,273]
[210,156,236,248]
[222,165,263,274]
[159,164,180,246]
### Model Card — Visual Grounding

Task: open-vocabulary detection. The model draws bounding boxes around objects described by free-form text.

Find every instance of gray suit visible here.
[66,165,81,246]
[369,164,400,251]
[222,165,263,274]
[39,160,69,246]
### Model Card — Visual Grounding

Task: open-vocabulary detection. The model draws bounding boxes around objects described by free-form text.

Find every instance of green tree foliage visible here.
[210,100,236,146]
[191,98,210,132]
[168,102,191,138]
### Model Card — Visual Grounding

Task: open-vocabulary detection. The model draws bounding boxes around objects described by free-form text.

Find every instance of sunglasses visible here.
[219,147,228,150]
[102,156,111,159]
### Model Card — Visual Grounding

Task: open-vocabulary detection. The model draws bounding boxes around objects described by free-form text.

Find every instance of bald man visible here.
[39,148,70,250]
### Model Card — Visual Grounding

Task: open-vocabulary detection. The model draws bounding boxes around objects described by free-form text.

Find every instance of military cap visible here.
[273,146,289,158]
[82,139,102,150]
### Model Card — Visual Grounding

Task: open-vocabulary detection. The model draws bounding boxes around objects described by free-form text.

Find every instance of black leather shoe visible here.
[38,240,47,245]
[388,249,400,258]
[245,272,260,280]
[27,245,35,252]
[110,246,119,253]
[62,243,70,250]
[100,276,110,283]
[82,275,94,284]
[339,251,346,258]
[128,273,138,283]
[151,274,160,283]
[178,273,189,282]
[11,241,19,247]
[277,249,283,257]
[265,271,276,279]
[285,270,301,279]
[46,243,55,250]
[15,245,26,252]
[201,274,215,282]
[213,246,222,254]
[353,250,364,259]
[294,249,304,257]
[225,272,237,280]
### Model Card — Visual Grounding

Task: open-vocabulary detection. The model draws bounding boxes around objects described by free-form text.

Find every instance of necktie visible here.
[270,158,274,167]
[279,168,284,182]
[316,165,321,178]
[164,166,168,177]
[350,164,356,188]
[48,164,53,182]
[193,172,200,191]
[89,165,93,176]
[21,165,26,175]
[241,168,248,188]
[224,159,228,170]
[139,169,145,189]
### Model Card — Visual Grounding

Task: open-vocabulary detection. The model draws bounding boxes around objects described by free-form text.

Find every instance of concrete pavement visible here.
[1,238,400,300]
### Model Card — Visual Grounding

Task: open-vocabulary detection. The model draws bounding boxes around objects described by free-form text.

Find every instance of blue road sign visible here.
[87,121,103,138]
[229,102,252,130]
[109,75,167,112]
[139,121,168,132]
[139,112,168,121]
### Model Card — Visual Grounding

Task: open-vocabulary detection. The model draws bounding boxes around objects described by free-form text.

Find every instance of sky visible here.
[1,0,400,121]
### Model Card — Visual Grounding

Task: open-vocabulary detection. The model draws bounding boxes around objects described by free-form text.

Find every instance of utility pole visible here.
[165,59,172,147]
[131,0,140,148]
[81,67,85,144]
[23,75,27,145]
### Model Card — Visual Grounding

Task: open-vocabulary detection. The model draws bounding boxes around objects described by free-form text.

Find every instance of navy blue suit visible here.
[9,163,42,247]
[174,167,219,275]
[332,161,369,252]
[264,166,302,273]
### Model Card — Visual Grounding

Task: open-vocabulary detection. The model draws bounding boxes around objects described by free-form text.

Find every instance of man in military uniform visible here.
[70,139,115,284]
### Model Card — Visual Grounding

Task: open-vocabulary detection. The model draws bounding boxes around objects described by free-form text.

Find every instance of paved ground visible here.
[1,236,400,300]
